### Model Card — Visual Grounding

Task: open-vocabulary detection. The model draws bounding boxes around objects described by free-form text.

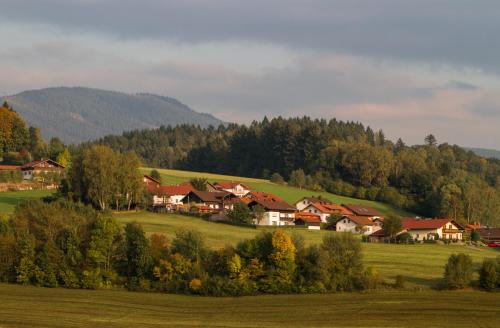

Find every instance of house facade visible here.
[294,212,322,230]
[336,215,383,235]
[249,199,296,226]
[369,218,464,241]
[20,159,65,180]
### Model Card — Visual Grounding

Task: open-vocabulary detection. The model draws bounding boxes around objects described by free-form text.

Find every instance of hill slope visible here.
[1,87,223,143]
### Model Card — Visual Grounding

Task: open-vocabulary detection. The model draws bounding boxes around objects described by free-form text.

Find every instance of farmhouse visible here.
[370,218,464,241]
[300,202,354,223]
[248,199,296,226]
[211,181,251,197]
[181,190,239,213]
[20,159,65,180]
[336,215,383,235]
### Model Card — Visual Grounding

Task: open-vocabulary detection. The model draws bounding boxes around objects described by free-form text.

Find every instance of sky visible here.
[1,0,500,148]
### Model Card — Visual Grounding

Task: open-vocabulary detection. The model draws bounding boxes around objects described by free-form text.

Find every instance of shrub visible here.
[479,258,499,291]
[443,253,474,289]
[470,230,480,242]
[395,232,413,244]
[270,172,285,185]
[394,275,405,289]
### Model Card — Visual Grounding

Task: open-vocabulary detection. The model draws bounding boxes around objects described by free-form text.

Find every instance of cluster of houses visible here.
[0,159,66,181]
[144,176,488,242]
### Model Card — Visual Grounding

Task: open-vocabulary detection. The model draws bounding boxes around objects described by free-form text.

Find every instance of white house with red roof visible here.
[370,218,464,241]
[300,201,354,223]
[212,181,251,197]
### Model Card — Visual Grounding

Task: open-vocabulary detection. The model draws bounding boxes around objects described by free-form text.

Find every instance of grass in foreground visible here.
[141,167,412,217]
[0,189,54,214]
[1,283,499,328]
[115,211,499,288]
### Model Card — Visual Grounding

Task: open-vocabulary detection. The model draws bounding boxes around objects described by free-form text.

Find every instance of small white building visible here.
[212,181,251,197]
[336,215,383,235]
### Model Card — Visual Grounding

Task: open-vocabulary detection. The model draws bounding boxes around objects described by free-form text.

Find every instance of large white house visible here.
[248,199,296,226]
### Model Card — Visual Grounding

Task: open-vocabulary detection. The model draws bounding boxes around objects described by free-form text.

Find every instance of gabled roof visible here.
[401,218,457,230]
[295,212,322,223]
[342,204,381,217]
[248,191,283,202]
[213,181,251,190]
[21,159,65,170]
[159,184,194,196]
[295,196,333,205]
[143,175,160,184]
[343,215,376,226]
[249,199,296,212]
[184,190,232,203]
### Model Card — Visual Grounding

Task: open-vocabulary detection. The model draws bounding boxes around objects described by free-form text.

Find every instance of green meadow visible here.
[1,283,499,328]
[0,189,54,214]
[115,211,499,289]
[141,167,412,217]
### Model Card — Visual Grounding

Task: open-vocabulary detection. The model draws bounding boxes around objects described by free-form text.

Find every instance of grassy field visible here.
[141,167,412,217]
[115,211,499,288]
[0,189,53,214]
[1,283,499,328]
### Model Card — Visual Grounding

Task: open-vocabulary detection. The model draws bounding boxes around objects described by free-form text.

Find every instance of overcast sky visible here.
[1,0,499,148]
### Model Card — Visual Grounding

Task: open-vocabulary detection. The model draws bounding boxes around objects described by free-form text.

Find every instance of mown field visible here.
[0,189,53,214]
[141,167,412,217]
[1,283,499,328]
[115,211,499,288]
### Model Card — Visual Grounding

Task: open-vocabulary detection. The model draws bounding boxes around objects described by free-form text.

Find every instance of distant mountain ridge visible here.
[465,147,500,160]
[0,87,223,144]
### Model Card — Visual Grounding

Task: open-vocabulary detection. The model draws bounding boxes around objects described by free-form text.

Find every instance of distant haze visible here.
[1,1,500,148]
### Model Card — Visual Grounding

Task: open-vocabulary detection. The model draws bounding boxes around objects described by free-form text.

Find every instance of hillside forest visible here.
[87,117,500,226]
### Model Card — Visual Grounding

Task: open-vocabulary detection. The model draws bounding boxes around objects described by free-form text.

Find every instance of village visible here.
[142,174,500,244]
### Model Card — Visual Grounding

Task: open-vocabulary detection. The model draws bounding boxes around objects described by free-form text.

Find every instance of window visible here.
[344,219,348,224]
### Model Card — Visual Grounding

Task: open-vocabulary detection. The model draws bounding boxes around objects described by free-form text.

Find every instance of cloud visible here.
[1,0,500,72]
[1,1,500,149]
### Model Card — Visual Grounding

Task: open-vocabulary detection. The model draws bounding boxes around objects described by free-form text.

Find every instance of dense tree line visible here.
[0,102,71,166]
[87,117,500,226]
[0,200,377,295]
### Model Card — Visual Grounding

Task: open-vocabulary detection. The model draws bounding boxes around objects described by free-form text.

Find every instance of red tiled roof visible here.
[342,204,381,217]
[345,215,376,226]
[295,212,321,223]
[401,218,454,230]
[160,184,194,196]
[0,165,20,170]
[248,191,283,202]
[214,181,251,190]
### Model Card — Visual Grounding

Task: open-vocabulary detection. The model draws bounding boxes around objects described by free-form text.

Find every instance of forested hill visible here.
[0,87,223,144]
[87,117,500,226]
